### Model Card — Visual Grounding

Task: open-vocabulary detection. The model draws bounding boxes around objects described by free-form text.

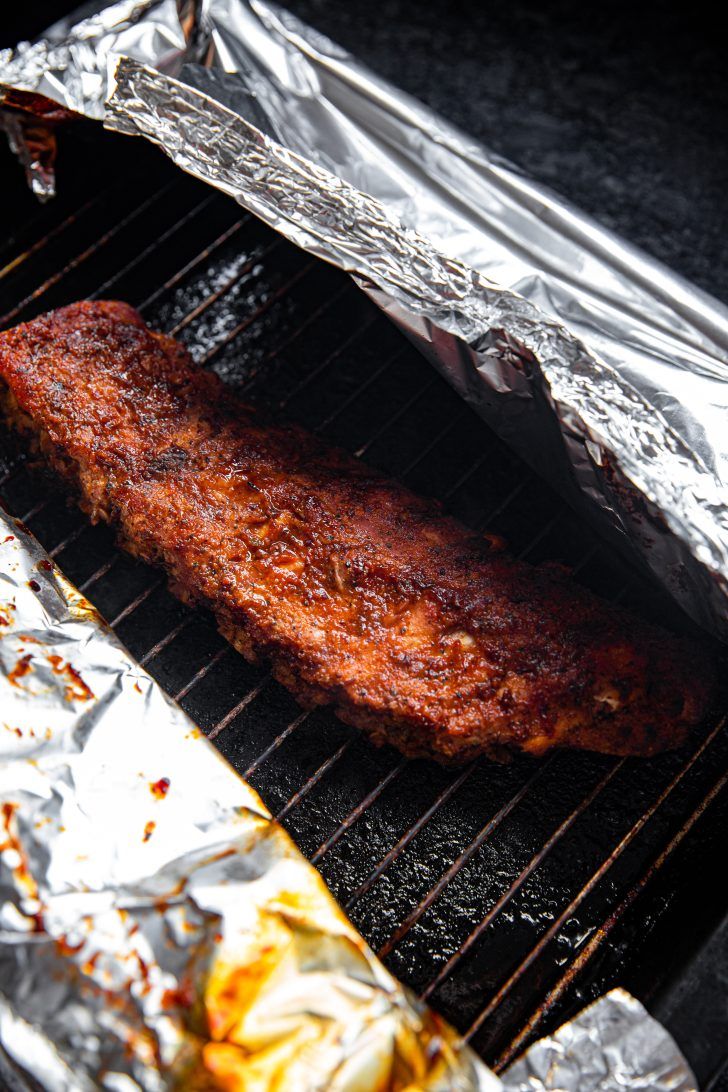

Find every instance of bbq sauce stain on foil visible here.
[150,776,171,798]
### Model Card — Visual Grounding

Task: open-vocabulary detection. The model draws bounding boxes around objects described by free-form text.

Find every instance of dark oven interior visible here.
[1,127,728,1086]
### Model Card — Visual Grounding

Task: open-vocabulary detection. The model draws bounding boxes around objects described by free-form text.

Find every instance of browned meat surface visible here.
[0,301,717,761]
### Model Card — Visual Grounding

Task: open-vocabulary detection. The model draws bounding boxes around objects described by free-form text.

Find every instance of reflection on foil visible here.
[500,989,697,1092]
[1,0,727,637]
[0,510,497,1090]
[0,0,189,120]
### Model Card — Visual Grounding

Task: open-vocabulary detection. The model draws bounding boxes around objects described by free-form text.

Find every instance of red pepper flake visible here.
[143,820,156,842]
[8,653,33,686]
[47,654,94,703]
[3,535,14,543]
[149,777,170,800]
[37,559,52,572]
[28,579,41,593]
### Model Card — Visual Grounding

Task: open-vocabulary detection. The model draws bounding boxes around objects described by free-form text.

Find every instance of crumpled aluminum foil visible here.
[0,0,192,198]
[500,989,696,1092]
[0,506,499,1091]
[0,0,190,120]
[1,0,727,639]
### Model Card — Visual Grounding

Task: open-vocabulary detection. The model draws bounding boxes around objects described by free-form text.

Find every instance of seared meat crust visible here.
[0,301,716,761]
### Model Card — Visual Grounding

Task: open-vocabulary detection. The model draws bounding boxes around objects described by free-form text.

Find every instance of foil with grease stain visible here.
[1,1,727,639]
[0,509,498,1090]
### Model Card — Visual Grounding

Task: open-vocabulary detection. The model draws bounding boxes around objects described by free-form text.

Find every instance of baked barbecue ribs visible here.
[0,301,716,761]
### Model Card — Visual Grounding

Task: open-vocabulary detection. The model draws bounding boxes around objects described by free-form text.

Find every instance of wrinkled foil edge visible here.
[500,989,697,1092]
[0,0,189,120]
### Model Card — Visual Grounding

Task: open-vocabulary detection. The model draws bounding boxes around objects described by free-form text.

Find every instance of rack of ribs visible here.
[0,301,716,761]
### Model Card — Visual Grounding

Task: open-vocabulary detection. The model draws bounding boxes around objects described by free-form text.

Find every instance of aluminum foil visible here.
[500,989,696,1092]
[1,1,728,638]
[0,0,192,198]
[0,506,500,1090]
[0,0,190,120]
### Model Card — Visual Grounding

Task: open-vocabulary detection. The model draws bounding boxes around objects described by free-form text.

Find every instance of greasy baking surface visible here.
[0,301,716,761]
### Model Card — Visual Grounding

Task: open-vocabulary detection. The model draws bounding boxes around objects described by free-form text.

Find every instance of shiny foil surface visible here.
[501,990,696,1092]
[0,0,189,120]
[0,0,193,198]
[1,0,727,637]
[0,508,499,1091]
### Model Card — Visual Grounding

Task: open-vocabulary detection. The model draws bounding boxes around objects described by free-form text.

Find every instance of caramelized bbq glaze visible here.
[0,301,716,761]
